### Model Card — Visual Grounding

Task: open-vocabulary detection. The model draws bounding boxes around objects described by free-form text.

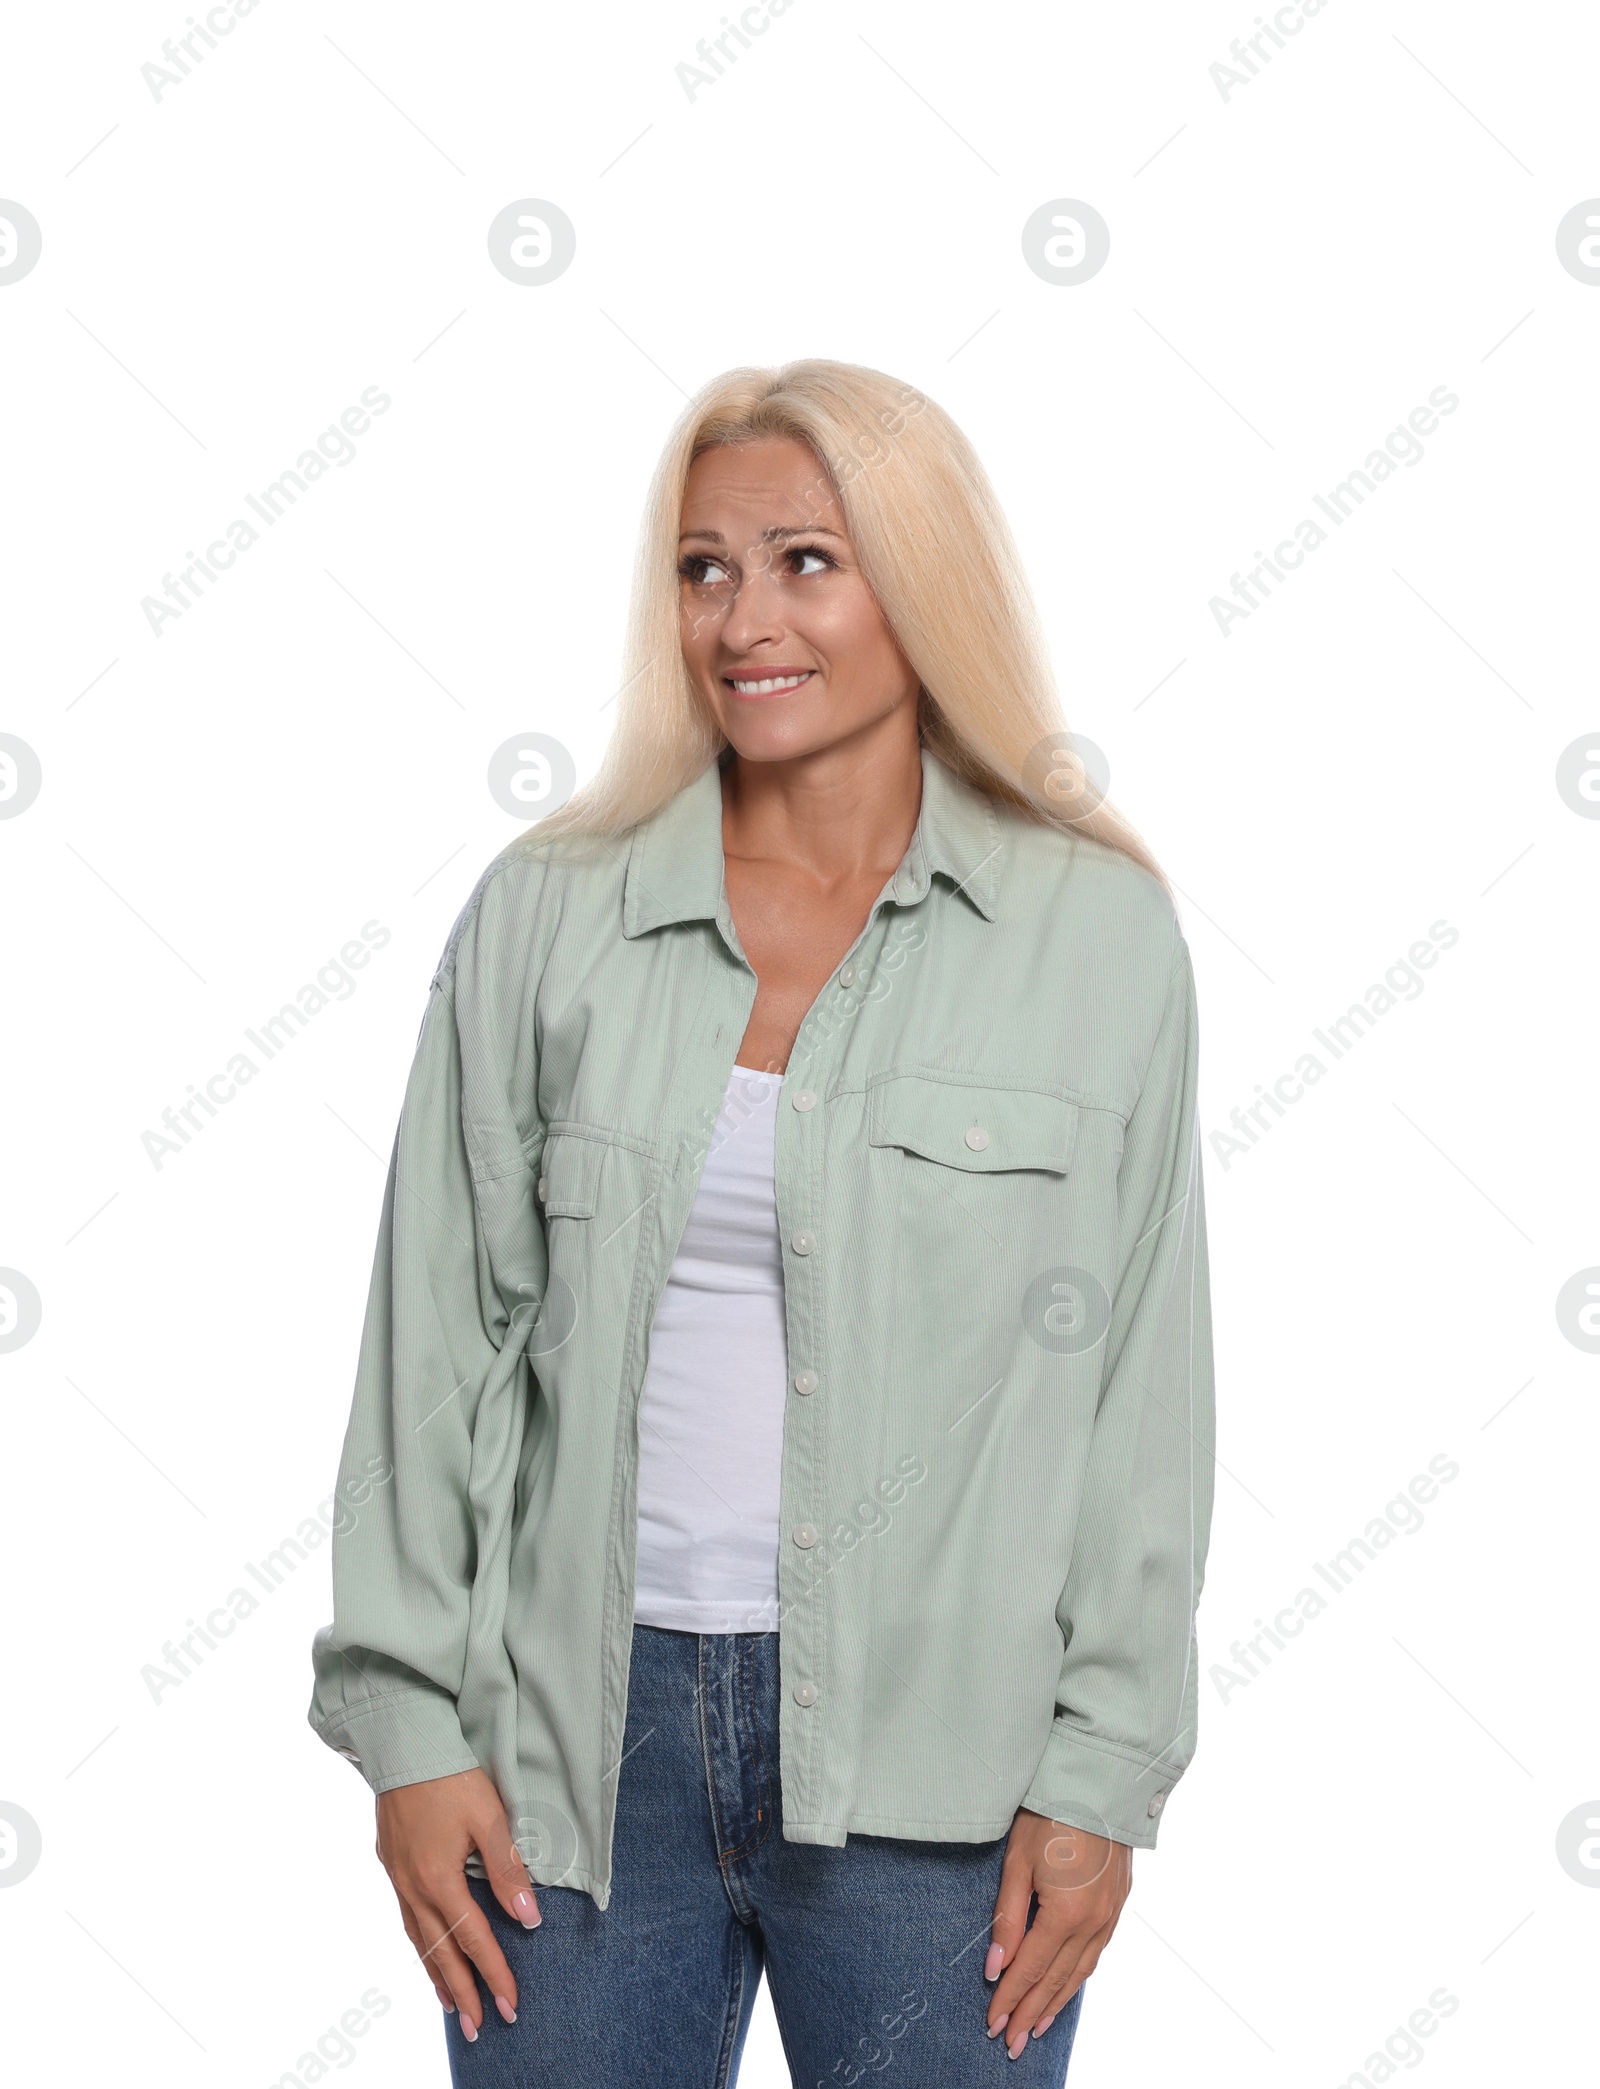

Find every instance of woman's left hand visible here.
[984,1808,1132,2058]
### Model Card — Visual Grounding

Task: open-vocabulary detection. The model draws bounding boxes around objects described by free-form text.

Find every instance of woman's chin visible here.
[718,713,833,765]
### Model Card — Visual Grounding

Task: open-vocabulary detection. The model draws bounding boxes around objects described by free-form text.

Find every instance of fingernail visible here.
[434,1988,455,2013]
[1007,2030,1028,2060]
[987,2013,1008,2040]
[495,1995,517,2024]
[1035,2014,1056,2037]
[983,1943,1004,1981]
[512,1891,541,1928]
[460,2016,478,2044]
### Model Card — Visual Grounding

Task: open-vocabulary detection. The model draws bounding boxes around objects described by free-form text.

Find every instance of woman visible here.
[309,359,1215,2085]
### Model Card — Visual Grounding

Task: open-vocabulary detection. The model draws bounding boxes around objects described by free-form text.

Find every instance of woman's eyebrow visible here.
[677,524,848,544]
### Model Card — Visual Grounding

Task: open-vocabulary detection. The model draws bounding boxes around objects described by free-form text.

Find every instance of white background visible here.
[2,0,1597,2083]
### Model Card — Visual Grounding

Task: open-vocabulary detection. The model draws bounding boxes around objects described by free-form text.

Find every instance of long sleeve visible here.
[1019,941,1215,1849]
[307,968,513,1793]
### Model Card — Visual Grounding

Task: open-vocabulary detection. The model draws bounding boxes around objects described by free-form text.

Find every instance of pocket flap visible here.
[868,1077,1078,1175]
[538,1131,607,1217]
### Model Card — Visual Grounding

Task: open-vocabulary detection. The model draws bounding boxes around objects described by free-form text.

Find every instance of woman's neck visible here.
[719,705,924,885]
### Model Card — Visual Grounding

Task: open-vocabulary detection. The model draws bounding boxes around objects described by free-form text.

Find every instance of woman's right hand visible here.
[375,1767,542,2041]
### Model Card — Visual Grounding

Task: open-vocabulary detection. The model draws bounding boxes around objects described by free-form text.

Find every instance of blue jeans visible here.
[446,1624,1082,2086]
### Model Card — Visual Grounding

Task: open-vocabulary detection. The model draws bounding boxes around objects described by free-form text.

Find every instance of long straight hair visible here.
[531,358,1163,885]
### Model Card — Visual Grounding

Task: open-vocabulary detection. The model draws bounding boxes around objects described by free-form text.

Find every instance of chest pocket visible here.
[868,1076,1079,1175]
[536,1130,609,1217]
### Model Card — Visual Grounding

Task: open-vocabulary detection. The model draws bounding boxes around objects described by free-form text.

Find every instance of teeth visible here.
[730,673,810,694]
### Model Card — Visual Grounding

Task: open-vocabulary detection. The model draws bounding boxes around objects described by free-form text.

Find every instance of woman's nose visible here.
[719,567,786,652]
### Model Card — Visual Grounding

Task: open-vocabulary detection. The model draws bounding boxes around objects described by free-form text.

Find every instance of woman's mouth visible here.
[722,669,815,697]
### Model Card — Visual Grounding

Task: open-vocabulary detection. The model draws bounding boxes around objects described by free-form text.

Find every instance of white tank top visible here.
[632,1066,788,1633]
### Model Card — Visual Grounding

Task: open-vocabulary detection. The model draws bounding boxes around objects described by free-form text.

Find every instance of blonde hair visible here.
[531,358,1163,884]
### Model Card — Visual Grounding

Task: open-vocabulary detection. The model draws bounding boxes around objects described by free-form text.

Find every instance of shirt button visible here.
[793,1681,818,1707]
[964,1125,990,1152]
[838,964,855,987]
[1147,1793,1166,1817]
[791,1087,817,1112]
[537,1175,548,1201]
[790,1230,815,1256]
[792,1368,818,1396]
[792,1522,819,1548]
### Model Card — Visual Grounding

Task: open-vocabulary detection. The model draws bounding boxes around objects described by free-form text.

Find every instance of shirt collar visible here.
[622,744,1002,939]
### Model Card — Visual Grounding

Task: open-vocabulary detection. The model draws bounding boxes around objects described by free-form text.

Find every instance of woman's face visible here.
[677,434,920,764]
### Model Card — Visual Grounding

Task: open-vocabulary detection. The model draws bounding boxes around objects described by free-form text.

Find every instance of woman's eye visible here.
[681,556,731,586]
[790,548,832,576]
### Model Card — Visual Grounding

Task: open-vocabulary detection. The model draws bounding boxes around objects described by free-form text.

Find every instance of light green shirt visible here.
[309,747,1214,1908]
